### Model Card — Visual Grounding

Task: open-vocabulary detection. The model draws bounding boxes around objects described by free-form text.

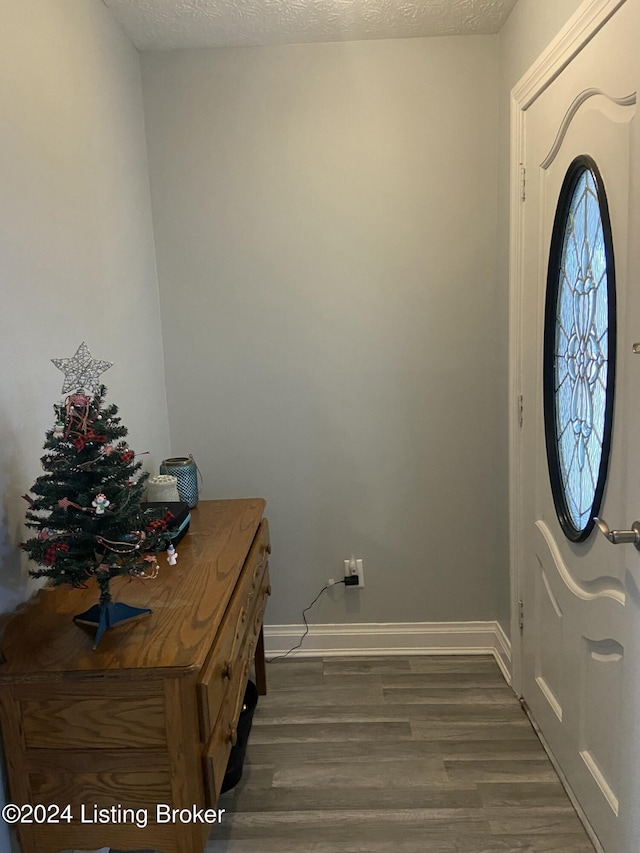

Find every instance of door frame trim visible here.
[508,0,627,696]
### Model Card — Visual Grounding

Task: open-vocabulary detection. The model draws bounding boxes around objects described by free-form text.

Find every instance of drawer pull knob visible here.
[265,542,272,555]
[222,660,233,680]
[227,725,238,747]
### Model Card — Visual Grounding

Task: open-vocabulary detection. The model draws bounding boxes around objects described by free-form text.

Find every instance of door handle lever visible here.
[594,517,640,549]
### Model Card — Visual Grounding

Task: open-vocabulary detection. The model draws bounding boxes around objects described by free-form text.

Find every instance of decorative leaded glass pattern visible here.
[544,157,616,541]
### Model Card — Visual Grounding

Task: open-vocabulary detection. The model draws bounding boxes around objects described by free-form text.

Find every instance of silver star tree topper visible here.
[52,342,113,394]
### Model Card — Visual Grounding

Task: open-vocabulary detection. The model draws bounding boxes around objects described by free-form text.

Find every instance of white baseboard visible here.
[264,621,512,682]
[493,621,513,685]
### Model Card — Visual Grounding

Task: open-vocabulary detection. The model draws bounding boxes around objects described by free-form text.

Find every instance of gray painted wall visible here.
[494,0,587,635]
[0,2,171,630]
[0,0,589,678]
[141,37,503,627]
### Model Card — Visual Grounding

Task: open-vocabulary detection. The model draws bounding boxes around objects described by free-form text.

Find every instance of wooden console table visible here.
[0,498,270,853]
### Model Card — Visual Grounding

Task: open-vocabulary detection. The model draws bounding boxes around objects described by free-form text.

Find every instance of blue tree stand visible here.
[74,601,151,649]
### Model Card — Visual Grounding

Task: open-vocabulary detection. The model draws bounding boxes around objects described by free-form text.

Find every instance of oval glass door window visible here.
[543,155,616,542]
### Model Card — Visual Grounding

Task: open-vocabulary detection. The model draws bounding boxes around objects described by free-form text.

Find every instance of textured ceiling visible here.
[101,0,519,50]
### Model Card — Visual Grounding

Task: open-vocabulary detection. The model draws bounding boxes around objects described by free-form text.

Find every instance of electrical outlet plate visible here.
[344,557,364,588]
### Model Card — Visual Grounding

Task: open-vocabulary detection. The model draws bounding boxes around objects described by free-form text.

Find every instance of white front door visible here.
[517,2,639,851]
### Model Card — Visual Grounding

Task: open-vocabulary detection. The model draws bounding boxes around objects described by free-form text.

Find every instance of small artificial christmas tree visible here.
[21,343,175,647]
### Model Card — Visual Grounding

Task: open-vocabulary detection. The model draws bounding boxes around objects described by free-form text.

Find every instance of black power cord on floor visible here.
[266,579,347,663]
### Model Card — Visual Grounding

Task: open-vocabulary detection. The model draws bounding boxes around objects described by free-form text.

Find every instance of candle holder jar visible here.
[159,456,200,508]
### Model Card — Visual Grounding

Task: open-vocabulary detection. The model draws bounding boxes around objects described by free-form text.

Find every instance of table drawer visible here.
[243,566,270,662]
[197,520,270,742]
[202,656,251,807]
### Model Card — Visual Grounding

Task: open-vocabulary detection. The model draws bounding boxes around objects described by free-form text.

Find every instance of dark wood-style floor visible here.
[207,655,596,853]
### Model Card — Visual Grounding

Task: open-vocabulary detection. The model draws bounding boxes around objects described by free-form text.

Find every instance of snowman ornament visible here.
[92,493,110,515]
